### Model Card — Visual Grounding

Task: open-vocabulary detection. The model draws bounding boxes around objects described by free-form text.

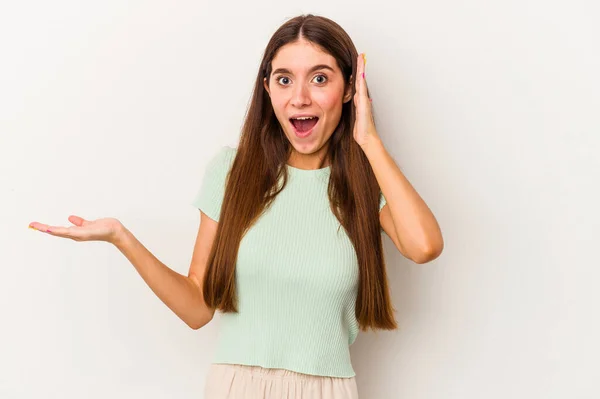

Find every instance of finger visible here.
[28,222,52,233]
[359,53,371,103]
[363,55,371,102]
[28,221,77,239]
[44,225,78,239]
[68,215,90,227]
[355,53,364,96]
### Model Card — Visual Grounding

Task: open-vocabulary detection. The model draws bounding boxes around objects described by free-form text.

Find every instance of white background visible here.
[1,1,598,398]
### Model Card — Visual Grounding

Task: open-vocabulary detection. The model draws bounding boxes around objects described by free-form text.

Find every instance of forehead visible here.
[271,40,339,72]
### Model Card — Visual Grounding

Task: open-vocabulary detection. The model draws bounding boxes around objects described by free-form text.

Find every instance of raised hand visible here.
[28,215,124,244]
[352,52,381,150]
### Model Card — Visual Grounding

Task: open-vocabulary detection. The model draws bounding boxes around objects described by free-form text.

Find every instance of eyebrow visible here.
[271,64,335,76]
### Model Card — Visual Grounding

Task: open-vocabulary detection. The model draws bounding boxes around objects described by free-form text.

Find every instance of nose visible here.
[290,82,311,107]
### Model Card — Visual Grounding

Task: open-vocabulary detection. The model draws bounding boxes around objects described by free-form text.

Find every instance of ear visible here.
[343,74,353,103]
[263,77,270,96]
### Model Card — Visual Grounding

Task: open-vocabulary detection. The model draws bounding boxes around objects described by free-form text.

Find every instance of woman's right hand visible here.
[29,215,125,245]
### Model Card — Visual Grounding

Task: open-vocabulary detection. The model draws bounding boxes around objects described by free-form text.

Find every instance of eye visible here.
[275,74,328,86]
[313,74,328,84]
[276,76,291,85]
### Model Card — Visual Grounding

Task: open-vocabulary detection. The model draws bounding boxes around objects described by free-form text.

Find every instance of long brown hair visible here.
[202,14,398,331]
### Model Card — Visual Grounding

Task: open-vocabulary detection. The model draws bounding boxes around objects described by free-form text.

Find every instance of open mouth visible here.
[289,116,319,134]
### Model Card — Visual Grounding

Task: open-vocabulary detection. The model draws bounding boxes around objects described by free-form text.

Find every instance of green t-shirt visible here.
[191,145,386,378]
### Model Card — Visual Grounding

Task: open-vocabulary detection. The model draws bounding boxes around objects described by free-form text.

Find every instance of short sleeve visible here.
[191,146,236,222]
[379,191,387,212]
[378,191,387,232]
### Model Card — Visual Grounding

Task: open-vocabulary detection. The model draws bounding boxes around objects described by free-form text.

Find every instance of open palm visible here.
[29,215,123,244]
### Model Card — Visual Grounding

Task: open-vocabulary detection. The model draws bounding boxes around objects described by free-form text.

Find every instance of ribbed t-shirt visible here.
[191,145,387,378]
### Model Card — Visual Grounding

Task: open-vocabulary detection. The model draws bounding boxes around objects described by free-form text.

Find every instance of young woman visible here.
[29,14,443,399]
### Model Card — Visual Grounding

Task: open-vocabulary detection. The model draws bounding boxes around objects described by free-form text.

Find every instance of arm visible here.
[351,52,443,264]
[364,137,444,264]
[113,212,217,329]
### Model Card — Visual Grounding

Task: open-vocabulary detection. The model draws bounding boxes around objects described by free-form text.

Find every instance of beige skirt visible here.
[204,363,359,399]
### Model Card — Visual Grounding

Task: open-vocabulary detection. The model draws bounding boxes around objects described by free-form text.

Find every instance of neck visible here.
[286,146,330,170]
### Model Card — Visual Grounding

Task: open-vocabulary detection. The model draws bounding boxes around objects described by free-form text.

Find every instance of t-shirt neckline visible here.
[285,163,331,178]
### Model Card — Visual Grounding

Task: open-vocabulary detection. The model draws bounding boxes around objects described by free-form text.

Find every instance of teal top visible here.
[191,145,386,378]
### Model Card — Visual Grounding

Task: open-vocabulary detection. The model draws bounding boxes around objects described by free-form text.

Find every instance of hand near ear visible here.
[352,53,380,150]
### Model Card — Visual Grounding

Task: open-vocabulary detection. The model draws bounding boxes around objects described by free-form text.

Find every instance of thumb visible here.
[68,215,90,227]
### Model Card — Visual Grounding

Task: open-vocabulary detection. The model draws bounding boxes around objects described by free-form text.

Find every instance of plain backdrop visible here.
[1,1,598,398]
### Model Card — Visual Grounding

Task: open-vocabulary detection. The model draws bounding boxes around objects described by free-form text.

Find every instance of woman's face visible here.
[264,39,352,167]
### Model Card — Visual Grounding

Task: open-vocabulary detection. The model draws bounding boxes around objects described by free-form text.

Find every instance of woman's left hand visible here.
[353,53,380,149]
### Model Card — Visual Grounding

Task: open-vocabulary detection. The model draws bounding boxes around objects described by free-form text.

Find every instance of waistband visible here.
[210,363,354,382]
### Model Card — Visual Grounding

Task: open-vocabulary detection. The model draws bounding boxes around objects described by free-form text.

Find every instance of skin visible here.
[29,43,444,264]
[27,39,358,241]
[26,35,442,337]
[263,38,353,170]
